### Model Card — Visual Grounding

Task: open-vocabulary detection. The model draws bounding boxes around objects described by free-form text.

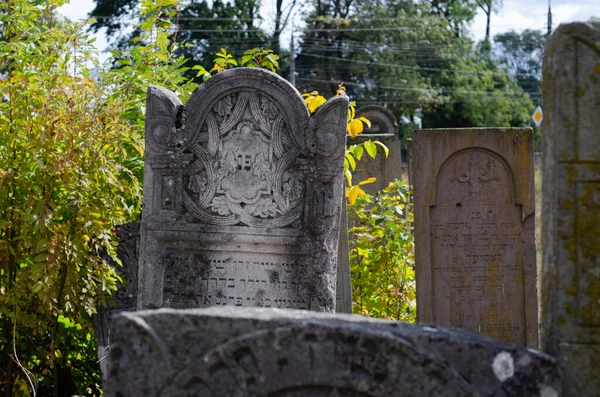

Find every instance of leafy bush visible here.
[348,180,416,322]
[0,0,195,395]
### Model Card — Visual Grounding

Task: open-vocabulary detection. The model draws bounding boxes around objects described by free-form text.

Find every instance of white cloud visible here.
[57,0,110,63]
[57,0,95,21]
[472,0,600,41]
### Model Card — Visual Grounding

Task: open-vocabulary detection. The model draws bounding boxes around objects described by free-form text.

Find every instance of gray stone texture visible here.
[104,307,560,397]
[94,221,140,372]
[336,198,352,313]
[350,106,402,195]
[414,128,538,348]
[139,68,348,312]
[542,21,600,396]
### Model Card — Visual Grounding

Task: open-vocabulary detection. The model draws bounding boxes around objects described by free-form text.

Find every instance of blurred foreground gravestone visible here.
[138,68,348,312]
[414,128,538,347]
[350,106,402,195]
[542,21,600,396]
[104,307,560,397]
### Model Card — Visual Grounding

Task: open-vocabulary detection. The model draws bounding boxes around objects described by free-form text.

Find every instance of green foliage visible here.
[0,0,198,395]
[89,0,269,77]
[192,47,280,80]
[241,48,280,72]
[421,52,535,128]
[349,180,416,322]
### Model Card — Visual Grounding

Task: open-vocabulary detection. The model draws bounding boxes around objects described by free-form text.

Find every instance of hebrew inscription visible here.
[414,129,537,348]
[431,149,525,344]
[162,251,308,309]
[139,68,348,311]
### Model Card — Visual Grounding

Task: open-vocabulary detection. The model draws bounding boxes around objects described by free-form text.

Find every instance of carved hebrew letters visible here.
[414,129,537,348]
[431,149,525,345]
[138,68,348,312]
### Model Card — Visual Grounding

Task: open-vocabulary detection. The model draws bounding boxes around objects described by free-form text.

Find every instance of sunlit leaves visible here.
[344,141,388,202]
[0,0,200,394]
[347,117,370,138]
[241,48,280,72]
[192,65,211,81]
[211,48,238,73]
[349,181,416,322]
[302,91,327,113]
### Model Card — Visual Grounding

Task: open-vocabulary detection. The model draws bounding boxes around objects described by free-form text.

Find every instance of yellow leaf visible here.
[306,95,326,113]
[358,177,377,186]
[347,119,363,138]
[346,185,361,204]
[358,116,371,128]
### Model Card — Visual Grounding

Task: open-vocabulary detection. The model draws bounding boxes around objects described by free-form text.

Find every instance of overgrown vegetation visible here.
[348,180,416,321]
[0,1,415,395]
[0,1,195,395]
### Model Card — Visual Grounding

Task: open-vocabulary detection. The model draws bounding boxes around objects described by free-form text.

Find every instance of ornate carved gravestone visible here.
[94,222,140,372]
[350,106,402,195]
[138,68,348,312]
[104,307,560,396]
[542,21,600,396]
[414,128,538,347]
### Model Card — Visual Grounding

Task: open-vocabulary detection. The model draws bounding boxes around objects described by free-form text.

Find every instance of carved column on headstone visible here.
[139,68,348,312]
[414,128,538,348]
[542,21,600,396]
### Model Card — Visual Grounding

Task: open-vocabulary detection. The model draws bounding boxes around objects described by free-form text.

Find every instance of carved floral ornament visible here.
[145,68,348,228]
[182,91,306,228]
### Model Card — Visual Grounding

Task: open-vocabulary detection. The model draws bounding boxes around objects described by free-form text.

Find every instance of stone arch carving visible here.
[435,148,516,207]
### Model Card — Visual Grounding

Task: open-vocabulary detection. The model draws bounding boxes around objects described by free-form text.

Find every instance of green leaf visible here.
[345,152,356,171]
[374,141,389,158]
[345,169,352,186]
[353,144,364,160]
[364,141,377,159]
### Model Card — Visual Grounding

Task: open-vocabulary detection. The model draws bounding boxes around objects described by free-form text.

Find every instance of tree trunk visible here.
[485,6,491,42]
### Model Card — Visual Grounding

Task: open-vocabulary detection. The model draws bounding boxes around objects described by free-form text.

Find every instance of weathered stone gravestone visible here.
[336,199,352,313]
[414,128,538,347]
[104,307,560,396]
[138,68,348,312]
[350,106,402,195]
[94,221,140,373]
[542,21,600,396]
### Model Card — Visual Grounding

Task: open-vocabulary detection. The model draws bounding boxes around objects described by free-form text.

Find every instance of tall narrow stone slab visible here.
[414,128,537,347]
[139,68,348,312]
[542,21,600,395]
[104,307,560,397]
[336,198,352,313]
